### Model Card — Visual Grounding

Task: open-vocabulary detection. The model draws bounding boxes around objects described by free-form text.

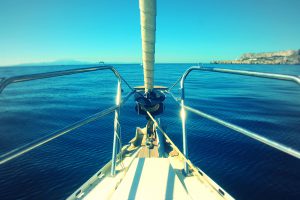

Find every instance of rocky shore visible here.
[212,49,300,65]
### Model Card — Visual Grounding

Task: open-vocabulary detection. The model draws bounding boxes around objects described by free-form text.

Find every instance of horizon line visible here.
[0,62,208,67]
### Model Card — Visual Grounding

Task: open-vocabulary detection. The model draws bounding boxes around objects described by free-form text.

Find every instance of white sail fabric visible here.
[139,0,156,92]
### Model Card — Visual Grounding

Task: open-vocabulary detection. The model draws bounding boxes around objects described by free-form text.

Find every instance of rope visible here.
[145,111,199,173]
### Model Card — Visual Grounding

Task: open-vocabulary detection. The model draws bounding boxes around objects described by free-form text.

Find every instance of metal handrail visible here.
[0,65,134,93]
[0,66,135,177]
[169,66,300,173]
[184,105,300,159]
[168,66,300,92]
[0,91,134,165]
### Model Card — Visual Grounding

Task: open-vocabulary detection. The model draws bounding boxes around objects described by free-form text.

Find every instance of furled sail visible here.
[139,0,156,92]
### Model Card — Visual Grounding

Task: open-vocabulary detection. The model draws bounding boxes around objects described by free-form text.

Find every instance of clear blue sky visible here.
[0,0,299,66]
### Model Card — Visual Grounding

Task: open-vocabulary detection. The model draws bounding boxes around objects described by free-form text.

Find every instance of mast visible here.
[139,0,156,93]
[135,0,164,119]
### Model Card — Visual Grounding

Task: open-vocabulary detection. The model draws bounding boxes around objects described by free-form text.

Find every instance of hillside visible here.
[212,49,300,65]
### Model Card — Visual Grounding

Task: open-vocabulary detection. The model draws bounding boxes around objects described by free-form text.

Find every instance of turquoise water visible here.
[0,64,300,199]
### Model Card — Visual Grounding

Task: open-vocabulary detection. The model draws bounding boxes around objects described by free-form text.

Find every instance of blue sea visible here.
[0,64,300,200]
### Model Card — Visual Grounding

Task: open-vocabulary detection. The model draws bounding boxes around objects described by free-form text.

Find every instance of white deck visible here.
[68,130,234,200]
[111,158,190,200]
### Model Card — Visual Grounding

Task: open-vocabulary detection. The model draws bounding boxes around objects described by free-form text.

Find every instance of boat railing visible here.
[0,65,134,93]
[2,65,300,177]
[0,66,135,176]
[168,66,300,174]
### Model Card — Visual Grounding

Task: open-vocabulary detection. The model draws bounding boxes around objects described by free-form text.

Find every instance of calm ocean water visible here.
[0,63,300,200]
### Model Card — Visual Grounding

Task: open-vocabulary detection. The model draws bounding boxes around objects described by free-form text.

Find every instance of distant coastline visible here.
[212,49,300,65]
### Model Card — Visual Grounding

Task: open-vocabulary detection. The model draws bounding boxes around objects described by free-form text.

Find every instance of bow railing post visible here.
[169,66,300,161]
[110,78,122,176]
[180,73,188,174]
[0,66,135,166]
